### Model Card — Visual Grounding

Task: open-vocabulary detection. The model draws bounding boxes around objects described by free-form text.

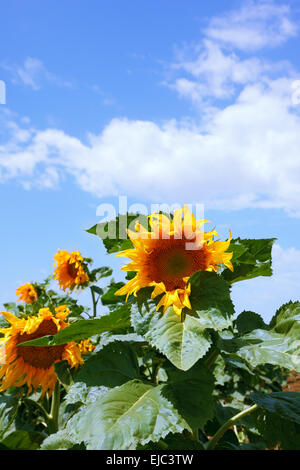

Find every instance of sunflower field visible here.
[1,206,300,451]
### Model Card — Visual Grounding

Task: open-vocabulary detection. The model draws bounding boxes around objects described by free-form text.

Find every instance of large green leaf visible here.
[249,392,300,450]
[41,430,84,450]
[63,383,109,407]
[164,361,215,429]
[222,238,276,283]
[255,410,300,450]
[101,281,126,305]
[235,311,267,334]
[0,394,20,439]
[250,392,300,424]
[219,328,300,372]
[21,304,131,346]
[86,213,148,254]
[75,342,140,387]
[137,433,205,450]
[64,379,190,450]
[0,430,43,450]
[131,304,212,371]
[269,301,300,338]
[188,271,234,327]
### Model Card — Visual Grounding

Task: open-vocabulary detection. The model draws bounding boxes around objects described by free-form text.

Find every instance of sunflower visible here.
[78,339,96,354]
[0,306,83,396]
[115,206,233,316]
[16,283,38,304]
[53,250,89,291]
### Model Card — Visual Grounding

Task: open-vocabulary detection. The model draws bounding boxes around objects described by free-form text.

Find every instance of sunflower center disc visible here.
[67,262,78,279]
[150,241,208,290]
[17,319,65,369]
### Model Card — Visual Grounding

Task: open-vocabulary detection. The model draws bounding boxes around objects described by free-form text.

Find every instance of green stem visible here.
[207,404,259,450]
[90,287,97,318]
[152,363,160,385]
[47,382,61,434]
[204,348,219,369]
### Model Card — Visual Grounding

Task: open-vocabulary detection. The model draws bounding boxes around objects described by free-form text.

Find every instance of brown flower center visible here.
[147,238,209,290]
[67,261,78,279]
[17,319,65,369]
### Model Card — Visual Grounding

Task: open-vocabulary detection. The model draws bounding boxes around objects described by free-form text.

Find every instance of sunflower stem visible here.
[205,348,219,369]
[151,363,160,385]
[48,382,61,434]
[206,404,259,450]
[90,287,97,318]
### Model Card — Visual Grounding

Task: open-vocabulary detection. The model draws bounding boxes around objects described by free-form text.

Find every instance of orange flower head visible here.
[0,306,84,396]
[16,283,38,304]
[115,206,233,316]
[53,250,89,291]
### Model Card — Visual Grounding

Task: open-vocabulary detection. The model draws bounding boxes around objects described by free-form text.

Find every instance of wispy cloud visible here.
[204,0,298,51]
[166,0,298,105]
[2,56,73,90]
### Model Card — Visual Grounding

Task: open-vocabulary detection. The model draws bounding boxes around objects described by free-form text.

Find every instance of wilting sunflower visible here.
[115,206,233,316]
[53,250,89,291]
[16,283,38,304]
[0,306,84,396]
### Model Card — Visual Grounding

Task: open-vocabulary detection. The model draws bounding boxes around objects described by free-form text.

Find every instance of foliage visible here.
[0,212,299,450]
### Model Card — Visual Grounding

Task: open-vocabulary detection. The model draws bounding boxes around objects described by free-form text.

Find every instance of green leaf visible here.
[0,430,44,450]
[250,392,300,424]
[64,383,109,406]
[41,430,82,450]
[188,271,234,325]
[131,304,212,370]
[249,395,300,450]
[222,238,276,283]
[219,329,300,372]
[86,213,148,254]
[90,285,104,296]
[0,394,20,439]
[269,301,300,338]
[75,342,140,387]
[164,361,215,429]
[101,281,126,305]
[54,360,74,390]
[89,267,113,283]
[255,410,300,450]
[21,304,131,346]
[137,433,205,450]
[64,379,190,449]
[235,311,267,334]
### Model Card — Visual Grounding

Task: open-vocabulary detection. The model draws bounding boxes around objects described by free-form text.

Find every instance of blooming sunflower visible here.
[16,283,38,304]
[53,250,89,291]
[115,206,233,316]
[0,306,83,396]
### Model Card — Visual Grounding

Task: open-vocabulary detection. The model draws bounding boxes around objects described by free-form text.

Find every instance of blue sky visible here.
[1,0,300,322]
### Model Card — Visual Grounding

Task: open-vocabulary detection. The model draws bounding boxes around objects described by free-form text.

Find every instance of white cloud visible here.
[2,57,73,90]
[0,1,299,217]
[231,243,300,322]
[204,0,298,51]
[169,39,288,102]
[166,1,297,105]
[1,75,300,215]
